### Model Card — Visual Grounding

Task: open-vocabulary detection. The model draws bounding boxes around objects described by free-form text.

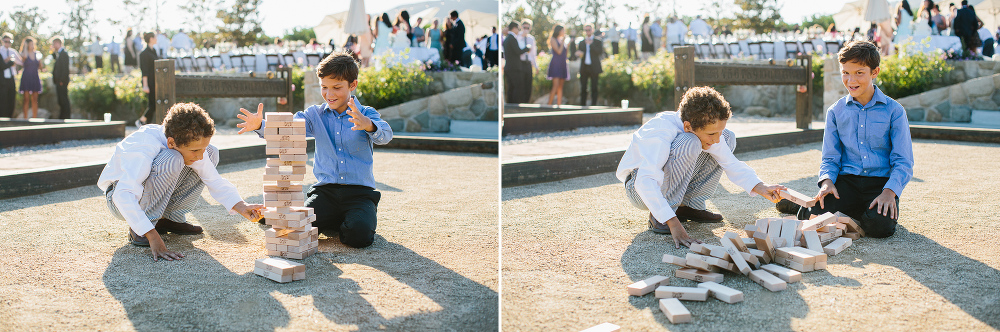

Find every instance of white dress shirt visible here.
[616,112,762,223]
[521,33,538,69]
[488,33,499,50]
[97,125,243,236]
[583,37,593,65]
[0,46,16,79]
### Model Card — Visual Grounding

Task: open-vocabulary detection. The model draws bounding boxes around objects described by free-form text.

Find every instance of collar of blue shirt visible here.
[323,97,362,116]
[846,84,888,108]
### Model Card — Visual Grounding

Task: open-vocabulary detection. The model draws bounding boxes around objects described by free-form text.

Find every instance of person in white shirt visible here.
[89,36,105,69]
[98,103,263,261]
[520,20,539,73]
[617,87,786,248]
[485,27,499,69]
[155,29,169,57]
[606,23,621,55]
[666,16,688,52]
[170,29,193,51]
[626,23,638,59]
[689,15,712,38]
[106,37,121,73]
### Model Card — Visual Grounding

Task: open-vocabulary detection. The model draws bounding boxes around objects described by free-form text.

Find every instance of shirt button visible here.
[861,125,864,127]
[340,177,344,179]
[340,161,344,163]
[860,142,863,144]
[336,132,339,134]
[863,156,867,158]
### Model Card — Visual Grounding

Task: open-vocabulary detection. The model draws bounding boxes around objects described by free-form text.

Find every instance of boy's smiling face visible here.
[841,60,880,103]
[167,135,211,165]
[320,76,358,112]
[683,119,728,150]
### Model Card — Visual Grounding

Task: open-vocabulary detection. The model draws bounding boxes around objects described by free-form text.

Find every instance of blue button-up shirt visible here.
[258,98,392,189]
[819,85,913,196]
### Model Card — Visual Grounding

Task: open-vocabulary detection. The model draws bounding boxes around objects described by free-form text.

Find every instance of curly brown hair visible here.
[316,51,359,82]
[162,103,215,147]
[677,86,731,130]
[838,40,880,70]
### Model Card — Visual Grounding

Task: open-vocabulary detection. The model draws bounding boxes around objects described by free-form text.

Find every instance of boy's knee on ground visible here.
[339,219,376,248]
[861,208,897,238]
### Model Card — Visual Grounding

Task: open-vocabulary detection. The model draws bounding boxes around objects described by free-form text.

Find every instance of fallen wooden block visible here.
[814,261,827,270]
[755,218,772,235]
[688,243,712,255]
[779,188,817,208]
[835,212,866,237]
[752,232,776,263]
[675,268,724,283]
[739,251,761,269]
[662,254,689,268]
[775,247,815,265]
[843,232,861,240]
[697,281,744,304]
[760,264,802,283]
[254,266,292,283]
[659,298,691,324]
[719,239,751,275]
[785,247,827,263]
[801,212,837,232]
[741,238,757,249]
[627,275,671,296]
[802,230,824,253]
[724,232,749,252]
[767,218,784,243]
[773,255,814,272]
[749,270,787,292]
[654,286,709,301]
[824,237,852,256]
[748,248,771,264]
[817,230,838,242]
[685,254,719,272]
[743,224,757,238]
[780,219,801,248]
[581,323,621,332]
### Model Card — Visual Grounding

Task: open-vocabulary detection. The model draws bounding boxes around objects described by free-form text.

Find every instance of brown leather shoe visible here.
[129,227,150,247]
[648,213,671,234]
[154,218,203,235]
[676,206,723,223]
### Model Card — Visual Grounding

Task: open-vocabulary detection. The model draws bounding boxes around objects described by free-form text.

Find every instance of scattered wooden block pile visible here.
[626,210,861,324]
[254,257,305,283]
[254,112,316,283]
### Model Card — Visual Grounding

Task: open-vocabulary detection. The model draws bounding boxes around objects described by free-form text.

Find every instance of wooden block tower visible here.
[260,112,318,260]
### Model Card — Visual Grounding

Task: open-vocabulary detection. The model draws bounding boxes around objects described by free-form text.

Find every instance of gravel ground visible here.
[0,150,498,331]
[501,115,800,145]
[501,139,1000,331]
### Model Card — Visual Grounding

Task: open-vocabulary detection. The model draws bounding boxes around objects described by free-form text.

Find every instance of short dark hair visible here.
[450,11,458,18]
[143,32,155,43]
[677,86,731,131]
[50,36,63,44]
[838,40,880,70]
[508,22,519,30]
[961,0,968,5]
[316,51,359,82]
[163,103,215,147]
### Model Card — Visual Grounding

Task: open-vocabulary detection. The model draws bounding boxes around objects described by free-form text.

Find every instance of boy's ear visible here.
[349,80,359,92]
[682,121,693,133]
[166,136,176,149]
[871,66,880,77]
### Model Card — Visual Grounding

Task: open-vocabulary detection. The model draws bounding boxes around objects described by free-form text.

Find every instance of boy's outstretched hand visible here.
[233,201,264,222]
[816,179,840,209]
[146,230,184,262]
[236,103,264,134]
[752,182,788,203]
[663,216,703,249]
[345,96,375,132]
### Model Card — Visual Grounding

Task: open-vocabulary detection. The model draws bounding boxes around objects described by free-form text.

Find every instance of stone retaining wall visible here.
[378,81,498,132]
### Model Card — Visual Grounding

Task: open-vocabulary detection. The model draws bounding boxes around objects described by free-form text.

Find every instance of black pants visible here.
[627,40,637,59]
[983,38,995,57]
[306,184,381,248]
[56,83,71,119]
[611,42,619,55]
[579,70,599,106]
[109,54,120,73]
[0,78,14,118]
[801,174,899,238]
[521,66,533,102]
[144,88,155,121]
[485,49,498,68]
[505,69,527,103]
[94,55,103,69]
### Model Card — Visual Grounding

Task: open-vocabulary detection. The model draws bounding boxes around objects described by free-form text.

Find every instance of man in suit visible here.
[952,1,982,57]
[137,32,159,126]
[575,24,603,107]
[451,11,468,65]
[485,27,499,69]
[503,22,531,103]
[51,37,71,119]
[0,33,18,118]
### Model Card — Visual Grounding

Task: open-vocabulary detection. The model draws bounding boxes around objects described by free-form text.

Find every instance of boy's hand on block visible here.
[345,96,375,132]
[752,182,787,203]
[816,179,840,209]
[664,216,703,249]
[233,201,265,221]
[236,103,265,134]
[146,230,184,262]
[869,188,898,219]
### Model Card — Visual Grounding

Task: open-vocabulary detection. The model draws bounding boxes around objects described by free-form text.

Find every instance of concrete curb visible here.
[502,108,644,135]
[0,119,126,149]
[0,136,497,200]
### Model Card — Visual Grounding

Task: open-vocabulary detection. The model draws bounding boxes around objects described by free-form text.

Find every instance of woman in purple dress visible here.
[18,37,43,119]
[546,25,569,107]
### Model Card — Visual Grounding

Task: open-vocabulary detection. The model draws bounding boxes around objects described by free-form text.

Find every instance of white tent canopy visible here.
[314,0,498,49]
[834,0,901,32]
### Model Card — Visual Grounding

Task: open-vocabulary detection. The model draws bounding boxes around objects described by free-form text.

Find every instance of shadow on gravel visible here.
[501,172,621,201]
[103,235,499,331]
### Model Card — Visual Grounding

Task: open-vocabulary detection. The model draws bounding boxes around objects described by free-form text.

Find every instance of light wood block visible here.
[262,184,304,191]
[753,232,776,263]
[802,230,824,253]
[265,112,295,121]
[703,244,730,261]
[279,154,308,162]
[780,219,801,248]
[824,237,852,256]
[749,270,787,292]
[801,212,837,231]
[719,239,752,275]
[263,127,280,135]
[835,212,865,237]
[263,199,306,208]
[265,235,318,247]
[255,257,302,276]
[786,247,827,262]
[739,251,761,269]
[581,323,621,332]
[662,254,689,268]
[775,247,815,265]
[688,243,711,255]
[266,120,306,128]
[814,261,827,270]
[724,232,749,252]
[654,286,709,301]
[772,238,787,248]
[779,188,817,208]
[743,224,757,238]
[293,271,305,281]
[697,281,744,304]
[291,206,315,216]
[760,264,803,283]
[767,218,784,242]
[266,158,307,167]
[262,209,304,221]
[748,248,770,264]
[266,148,308,155]
[659,298,692,324]
[265,141,293,149]
[755,218,772,234]
[262,174,305,182]
[844,232,861,240]
[741,238,757,249]
[267,246,317,259]
[264,134,307,142]
[817,230,838,242]
[265,227,318,240]
[254,266,292,283]
[675,268,724,283]
[278,127,307,135]
[627,275,671,296]
[684,253,719,272]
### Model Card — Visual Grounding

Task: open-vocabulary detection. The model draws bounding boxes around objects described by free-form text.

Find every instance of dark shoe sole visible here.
[682,216,724,223]
[775,199,800,215]
[648,217,672,234]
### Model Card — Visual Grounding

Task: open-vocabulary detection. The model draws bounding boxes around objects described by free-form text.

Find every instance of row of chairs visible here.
[171,53,329,73]
[687,40,844,60]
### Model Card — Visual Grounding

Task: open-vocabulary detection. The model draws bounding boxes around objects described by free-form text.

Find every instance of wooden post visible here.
[673,47,696,112]
[795,54,812,130]
[278,67,293,113]
[154,59,176,125]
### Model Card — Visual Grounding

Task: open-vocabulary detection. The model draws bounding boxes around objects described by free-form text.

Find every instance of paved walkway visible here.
[0,150,498,331]
[502,139,1000,331]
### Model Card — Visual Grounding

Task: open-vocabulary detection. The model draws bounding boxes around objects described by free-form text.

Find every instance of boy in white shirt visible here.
[98,103,263,261]
[617,87,786,248]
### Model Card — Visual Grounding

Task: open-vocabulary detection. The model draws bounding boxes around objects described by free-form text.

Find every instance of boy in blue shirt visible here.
[786,41,913,238]
[237,51,393,248]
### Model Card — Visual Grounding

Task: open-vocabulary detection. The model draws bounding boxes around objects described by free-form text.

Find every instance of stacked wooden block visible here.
[628,209,862,323]
[261,112,318,260]
[254,257,305,283]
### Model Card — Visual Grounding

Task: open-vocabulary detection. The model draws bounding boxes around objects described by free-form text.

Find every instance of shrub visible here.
[290,66,306,111]
[876,44,953,99]
[598,54,636,107]
[356,50,433,109]
[69,71,117,120]
[812,53,825,92]
[631,51,675,108]
[530,52,553,101]
[114,71,146,120]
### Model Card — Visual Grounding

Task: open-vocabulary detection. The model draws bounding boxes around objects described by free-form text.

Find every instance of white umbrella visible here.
[458,9,498,44]
[834,0,869,32]
[972,0,1000,31]
[345,0,369,35]
[314,11,348,47]
[865,0,893,23]
[410,7,441,28]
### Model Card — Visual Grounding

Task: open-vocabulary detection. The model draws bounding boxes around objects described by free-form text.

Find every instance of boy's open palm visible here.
[236,103,264,134]
[346,97,375,132]
[816,179,840,209]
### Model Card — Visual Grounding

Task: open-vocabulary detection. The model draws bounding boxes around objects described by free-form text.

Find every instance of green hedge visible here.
[876,45,953,99]
[355,50,433,109]
[529,52,676,110]
[68,70,146,122]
